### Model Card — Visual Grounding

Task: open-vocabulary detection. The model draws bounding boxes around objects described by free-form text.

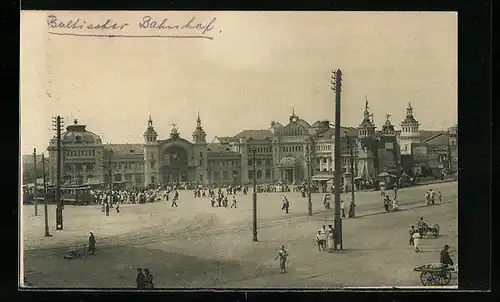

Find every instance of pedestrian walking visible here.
[316,231,323,251]
[430,189,435,205]
[144,268,154,289]
[88,231,96,255]
[281,197,290,214]
[438,191,442,203]
[341,200,345,218]
[116,202,120,213]
[412,231,421,252]
[171,194,178,207]
[105,203,110,216]
[274,245,289,274]
[230,196,237,208]
[136,268,146,289]
[408,225,416,245]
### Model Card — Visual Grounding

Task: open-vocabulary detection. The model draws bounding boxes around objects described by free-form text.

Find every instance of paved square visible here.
[22,182,458,288]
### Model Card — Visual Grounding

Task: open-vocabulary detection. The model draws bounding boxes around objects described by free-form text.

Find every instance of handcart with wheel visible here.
[421,222,440,237]
[413,263,456,286]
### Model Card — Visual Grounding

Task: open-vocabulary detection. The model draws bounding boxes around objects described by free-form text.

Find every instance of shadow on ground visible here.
[24,244,278,288]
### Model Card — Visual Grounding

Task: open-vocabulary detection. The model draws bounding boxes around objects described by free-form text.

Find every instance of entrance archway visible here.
[161,145,190,183]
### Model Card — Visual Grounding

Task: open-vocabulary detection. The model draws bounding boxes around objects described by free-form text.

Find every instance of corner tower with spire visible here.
[191,110,208,184]
[398,102,421,155]
[358,96,376,139]
[356,95,377,178]
[143,114,159,187]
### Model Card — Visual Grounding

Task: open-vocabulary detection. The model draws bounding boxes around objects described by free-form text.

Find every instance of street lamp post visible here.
[331,69,343,250]
[346,135,356,218]
[252,148,258,242]
[108,150,114,205]
[33,148,38,216]
[41,153,52,237]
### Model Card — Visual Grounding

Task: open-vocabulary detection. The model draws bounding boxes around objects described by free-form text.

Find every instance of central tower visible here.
[192,111,208,184]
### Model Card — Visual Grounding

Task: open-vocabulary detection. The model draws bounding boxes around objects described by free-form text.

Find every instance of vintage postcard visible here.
[20,11,458,289]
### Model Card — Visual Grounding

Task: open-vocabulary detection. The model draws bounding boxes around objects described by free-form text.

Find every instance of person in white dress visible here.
[412,231,421,252]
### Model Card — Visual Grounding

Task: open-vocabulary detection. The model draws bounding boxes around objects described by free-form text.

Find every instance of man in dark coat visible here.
[136,268,146,289]
[88,232,96,255]
[440,245,454,267]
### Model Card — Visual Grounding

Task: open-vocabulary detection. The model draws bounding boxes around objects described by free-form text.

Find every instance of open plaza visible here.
[22,181,458,288]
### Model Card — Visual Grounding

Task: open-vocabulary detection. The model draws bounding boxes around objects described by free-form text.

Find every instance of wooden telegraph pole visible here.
[52,116,64,230]
[331,69,343,250]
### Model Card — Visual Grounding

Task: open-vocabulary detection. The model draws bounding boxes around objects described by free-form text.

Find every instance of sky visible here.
[20,11,457,155]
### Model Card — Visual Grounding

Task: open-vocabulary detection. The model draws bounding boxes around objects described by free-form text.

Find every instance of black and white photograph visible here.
[20,11,458,289]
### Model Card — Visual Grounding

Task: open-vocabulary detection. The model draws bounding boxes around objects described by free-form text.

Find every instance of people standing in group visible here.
[416,217,426,236]
[210,196,216,207]
[274,245,289,274]
[429,189,435,205]
[136,268,146,289]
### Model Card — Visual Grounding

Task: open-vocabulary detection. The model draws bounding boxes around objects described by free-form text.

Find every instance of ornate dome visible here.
[279,156,297,167]
[61,119,101,144]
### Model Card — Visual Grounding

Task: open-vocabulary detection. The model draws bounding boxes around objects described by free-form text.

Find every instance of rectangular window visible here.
[248,159,252,166]
[265,169,271,179]
[265,159,271,165]
[199,174,203,182]
[223,171,229,180]
[256,159,262,165]
[248,170,253,180]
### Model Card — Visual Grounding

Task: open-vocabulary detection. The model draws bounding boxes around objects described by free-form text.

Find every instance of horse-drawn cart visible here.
[414,263,456,286]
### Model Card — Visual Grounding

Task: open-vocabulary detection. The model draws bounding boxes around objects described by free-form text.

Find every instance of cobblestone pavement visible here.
[22,182,457,288]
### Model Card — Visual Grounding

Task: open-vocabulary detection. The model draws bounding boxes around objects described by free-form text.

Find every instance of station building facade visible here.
[47,102,457,187]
